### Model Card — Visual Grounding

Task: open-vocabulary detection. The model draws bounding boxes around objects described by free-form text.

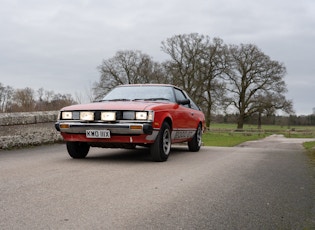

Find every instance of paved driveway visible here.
[0,135,314,229]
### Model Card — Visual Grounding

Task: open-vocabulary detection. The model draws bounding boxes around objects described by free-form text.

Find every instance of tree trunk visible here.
[237,120,244,130]
[206,104,211,127]
[237,109,245,130]
[257,112,262,129]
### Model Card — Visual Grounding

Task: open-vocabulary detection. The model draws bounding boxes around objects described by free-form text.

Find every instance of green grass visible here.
[303,141,315,151]
[202,132,267,147]
[203,123,315,147]
[202,123,315,164]
[303,141,315,163]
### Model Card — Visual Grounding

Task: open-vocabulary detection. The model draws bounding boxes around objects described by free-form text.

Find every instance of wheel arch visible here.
[163,117,173,130]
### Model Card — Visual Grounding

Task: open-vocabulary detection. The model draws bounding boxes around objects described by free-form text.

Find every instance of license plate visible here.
[86,130,110,138]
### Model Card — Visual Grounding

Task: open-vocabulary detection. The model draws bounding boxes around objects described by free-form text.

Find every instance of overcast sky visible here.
[0,0,314,115]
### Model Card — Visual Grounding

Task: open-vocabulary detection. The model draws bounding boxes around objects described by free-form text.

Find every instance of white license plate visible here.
[86,130,111,138]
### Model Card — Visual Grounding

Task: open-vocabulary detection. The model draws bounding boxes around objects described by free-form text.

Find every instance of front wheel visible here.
[150,122,171,162]
[66,142,90,159]
[188,124,202,152]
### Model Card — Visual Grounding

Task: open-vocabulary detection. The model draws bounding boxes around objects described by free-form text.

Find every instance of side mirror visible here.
[177,99,190,105]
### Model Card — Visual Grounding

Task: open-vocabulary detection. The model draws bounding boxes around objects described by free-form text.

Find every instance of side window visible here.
[174,88,189,108]
[186,95,199,110]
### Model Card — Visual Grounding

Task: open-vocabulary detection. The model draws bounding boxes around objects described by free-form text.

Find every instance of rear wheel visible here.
[66,142,90,159]
[150,122,171,162]
[188,124,202,152]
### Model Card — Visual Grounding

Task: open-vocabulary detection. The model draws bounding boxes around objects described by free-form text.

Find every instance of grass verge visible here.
[202,132,268,147]
[203,123,315,147]
[303,141,315,163]
[203,124,315,163]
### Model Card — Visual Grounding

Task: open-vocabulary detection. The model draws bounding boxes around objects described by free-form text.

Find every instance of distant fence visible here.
[0,111,62,150]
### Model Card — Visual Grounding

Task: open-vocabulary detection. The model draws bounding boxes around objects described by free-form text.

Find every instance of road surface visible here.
[0,135,314,229]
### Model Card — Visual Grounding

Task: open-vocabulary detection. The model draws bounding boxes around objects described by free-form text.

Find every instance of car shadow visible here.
[76,145,190,163]
[85,147,152,162]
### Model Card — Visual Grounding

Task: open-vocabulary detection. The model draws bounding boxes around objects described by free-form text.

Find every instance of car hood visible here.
[61,101,172,111]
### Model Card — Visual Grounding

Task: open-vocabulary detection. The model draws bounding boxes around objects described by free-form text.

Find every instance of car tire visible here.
[150,122,171,162]
[66,142,90,159]
[188,124,202,152]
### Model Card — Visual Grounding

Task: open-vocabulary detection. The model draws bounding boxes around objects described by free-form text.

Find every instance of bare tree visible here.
[0,83,77,112]
[253,93,293,129]
[37,88,44,102]
[44,90,55,103]
[43,93,76,110]
[36,87,45,111]
[0,83,14,112]
[161,34,228,126]
[225,44,291,129]
[161,33,206,100]
[198,38,229,126]
[11,87,35,112]
[94,50,166,100]
[0,83,5,111]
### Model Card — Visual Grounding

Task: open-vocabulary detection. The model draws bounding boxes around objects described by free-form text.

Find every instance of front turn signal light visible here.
[59,123,70,129]
[130,125,142,130]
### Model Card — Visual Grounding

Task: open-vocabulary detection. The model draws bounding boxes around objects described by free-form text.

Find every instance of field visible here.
[203,123,315,147]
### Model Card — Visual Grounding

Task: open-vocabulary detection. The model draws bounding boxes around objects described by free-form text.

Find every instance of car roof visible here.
[116,83,180,89]
[117,84,175,88]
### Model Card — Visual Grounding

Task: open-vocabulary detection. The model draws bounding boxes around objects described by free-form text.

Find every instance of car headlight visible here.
[61,111,72,119]
[122,111,154,121]
[136,112,147,120]
[101,112,116,121]
[80,111,94,121]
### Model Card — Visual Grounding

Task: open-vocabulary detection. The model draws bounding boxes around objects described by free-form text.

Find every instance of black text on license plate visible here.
[86,130,110,138]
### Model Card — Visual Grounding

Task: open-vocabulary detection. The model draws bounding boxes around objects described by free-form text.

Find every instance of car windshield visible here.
[102,86,175,102]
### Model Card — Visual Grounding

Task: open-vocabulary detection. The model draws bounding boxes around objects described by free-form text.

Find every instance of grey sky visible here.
[0,0,314,115]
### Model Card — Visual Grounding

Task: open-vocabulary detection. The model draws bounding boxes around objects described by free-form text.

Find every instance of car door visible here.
[172,88,199,140]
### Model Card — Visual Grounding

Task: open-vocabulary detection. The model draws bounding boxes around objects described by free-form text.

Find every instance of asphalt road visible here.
[0,135,314,229]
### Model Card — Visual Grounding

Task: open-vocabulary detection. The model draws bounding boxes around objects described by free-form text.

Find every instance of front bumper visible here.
[55,121,158,144]
[55,121,153,135]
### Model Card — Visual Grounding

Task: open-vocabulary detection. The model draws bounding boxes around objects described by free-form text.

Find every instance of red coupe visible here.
[55,84,205,161]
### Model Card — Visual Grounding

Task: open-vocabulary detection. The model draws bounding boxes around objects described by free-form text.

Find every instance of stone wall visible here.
[0,111,63,150]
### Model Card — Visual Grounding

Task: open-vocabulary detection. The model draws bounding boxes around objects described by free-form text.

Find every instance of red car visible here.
[55,84,205,162]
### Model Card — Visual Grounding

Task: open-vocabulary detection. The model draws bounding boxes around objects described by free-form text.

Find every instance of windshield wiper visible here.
[100,98,131,102]
[133,98,170,101]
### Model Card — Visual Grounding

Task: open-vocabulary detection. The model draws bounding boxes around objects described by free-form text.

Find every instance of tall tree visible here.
[198,38,229,126]
[161,33,206,101]
[161,33,228,126]
[225,44,291,129]
[94,50,167,100]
